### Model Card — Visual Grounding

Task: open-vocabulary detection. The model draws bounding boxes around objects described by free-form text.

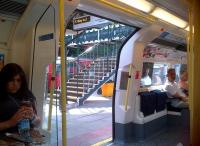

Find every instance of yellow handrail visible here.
[124,64,133,111]
[48,63,56,131]
[59,0,67,145]
[187,8,193,145]
[95,0,156,23]
[187,0,200,145]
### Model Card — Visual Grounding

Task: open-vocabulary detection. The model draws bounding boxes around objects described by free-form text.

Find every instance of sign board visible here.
[143,46,187,63]
[73,16,90,25]
[39,33,54,41]
[73,15,110,30]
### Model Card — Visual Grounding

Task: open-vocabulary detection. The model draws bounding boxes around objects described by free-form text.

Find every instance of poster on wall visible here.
[0,54,4,71]
[143,46,187,63]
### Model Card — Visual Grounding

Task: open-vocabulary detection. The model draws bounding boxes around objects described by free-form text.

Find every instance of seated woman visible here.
[179,70,188,96]
[0,63,40,134]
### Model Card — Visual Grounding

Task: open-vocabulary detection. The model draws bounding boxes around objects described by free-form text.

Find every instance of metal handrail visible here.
[66,24,134,99]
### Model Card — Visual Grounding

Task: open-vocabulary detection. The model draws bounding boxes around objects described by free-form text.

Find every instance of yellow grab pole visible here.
[124,64,132,111]
[48,63,56,131]
[188,8,194,144]
[59,0,67,146]
[96,0,156,23]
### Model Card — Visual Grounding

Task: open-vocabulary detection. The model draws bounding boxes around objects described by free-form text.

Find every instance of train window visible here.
[172,64,181,82]
[152,63,168,85]
[171,64,187,82]
[141,62,168,87]
[141,62,153,87]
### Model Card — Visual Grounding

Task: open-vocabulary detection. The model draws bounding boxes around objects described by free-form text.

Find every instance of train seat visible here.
[139,90,167,117]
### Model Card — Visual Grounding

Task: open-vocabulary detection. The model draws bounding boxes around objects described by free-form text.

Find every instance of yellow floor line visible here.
[92,137,112,146]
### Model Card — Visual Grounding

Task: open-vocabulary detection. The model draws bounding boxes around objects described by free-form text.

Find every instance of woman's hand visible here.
[31,116,41,127]
[181,96,188,102]
[8,109,25,127]
[20,106,35,119]
[8,107,34,128]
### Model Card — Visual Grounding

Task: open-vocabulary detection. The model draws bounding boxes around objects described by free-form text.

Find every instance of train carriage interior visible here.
[0,0,199,146]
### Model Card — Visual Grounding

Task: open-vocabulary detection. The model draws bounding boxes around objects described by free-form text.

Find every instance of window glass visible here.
[140,62,153,87]
[140,62,169,87]
[152,63,168,85]
[172,64,181,82]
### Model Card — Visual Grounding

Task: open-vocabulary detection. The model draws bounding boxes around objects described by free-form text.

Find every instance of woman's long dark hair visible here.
[0,63,37,113]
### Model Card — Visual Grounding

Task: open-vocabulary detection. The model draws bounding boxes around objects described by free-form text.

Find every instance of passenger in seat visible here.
[165,68,188,108]
[0,63,40,133]
[179,70,188,96]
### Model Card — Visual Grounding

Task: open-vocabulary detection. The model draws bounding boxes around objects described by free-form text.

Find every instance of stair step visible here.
[69,78,98,83]
[90,69,112,72]
[67,90,84,97]
[74,75,102,80]
[67,86,85,92]
[67,82,93,87]
[67,96,78,102]
[66,56,117,103]
[78,72,106,76]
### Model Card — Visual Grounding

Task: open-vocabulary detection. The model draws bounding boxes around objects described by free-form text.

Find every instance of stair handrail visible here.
[66,24,131,80]
[66,24,135,102]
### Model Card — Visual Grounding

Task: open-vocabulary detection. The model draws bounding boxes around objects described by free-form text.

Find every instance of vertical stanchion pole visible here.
[48,63,56,131]
[124,64,132,111]
[59,0,67,145]
[187,9,193,144]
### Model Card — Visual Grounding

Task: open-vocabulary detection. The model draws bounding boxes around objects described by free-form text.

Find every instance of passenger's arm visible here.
[166,84,188,102]
[174,93,188,102]
[0,120,12,131]
[30,101,41,127]
[31,116,41,127]
[0,108,28,131]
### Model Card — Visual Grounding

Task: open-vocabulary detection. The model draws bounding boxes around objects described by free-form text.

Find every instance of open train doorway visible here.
[44,10,138,145]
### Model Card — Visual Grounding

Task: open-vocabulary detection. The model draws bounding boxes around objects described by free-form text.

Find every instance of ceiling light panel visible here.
[151,7,188,28]
[185,26,189,31]
[117,0,155,13]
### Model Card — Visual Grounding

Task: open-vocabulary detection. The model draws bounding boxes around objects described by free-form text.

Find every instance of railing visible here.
[66,41,122,97]
[65,23,135,99]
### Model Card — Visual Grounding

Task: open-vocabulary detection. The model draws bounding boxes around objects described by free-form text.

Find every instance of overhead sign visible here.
[73,16,90,25]
[73,15,110,30]
[39,33,54,41]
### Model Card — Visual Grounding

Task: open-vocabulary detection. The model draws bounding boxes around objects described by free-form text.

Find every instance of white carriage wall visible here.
[0,17,16,65]
[8,0,59,121]
[31,0,80,120]
[31,6,57,121]
[115,25,165,124]
[8,0,80,121]
[9,0,50,76]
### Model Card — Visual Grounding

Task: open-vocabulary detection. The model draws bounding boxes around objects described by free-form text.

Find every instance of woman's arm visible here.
[0,111,22,131]
[0,120,12,131]
[31,116,41,127]
[0,108,33,131]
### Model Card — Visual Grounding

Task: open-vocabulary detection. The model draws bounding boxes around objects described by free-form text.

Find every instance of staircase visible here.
[64,23,135,105]
[67,56,117,105]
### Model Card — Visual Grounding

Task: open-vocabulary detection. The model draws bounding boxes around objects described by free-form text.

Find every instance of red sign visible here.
[135,71,140,79]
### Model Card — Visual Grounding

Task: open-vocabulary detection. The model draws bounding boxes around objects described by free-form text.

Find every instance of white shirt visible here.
[165,80,186,98]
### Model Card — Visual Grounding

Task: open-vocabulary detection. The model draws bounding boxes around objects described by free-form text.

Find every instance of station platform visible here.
[43,94,189,146]
[43,93,112,146]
